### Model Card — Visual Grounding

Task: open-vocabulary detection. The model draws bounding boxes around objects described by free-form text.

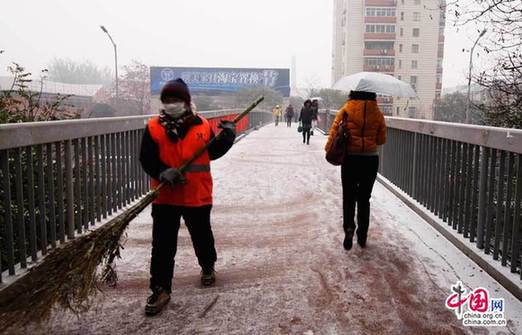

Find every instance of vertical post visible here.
[1,150,15,275]
[26,146,37,261]
[477,146,490,249]
[46,143,56,248]
[14,148,27,267]
[56,142,65,243]
[510,154,522,273]
[65,140,75,239]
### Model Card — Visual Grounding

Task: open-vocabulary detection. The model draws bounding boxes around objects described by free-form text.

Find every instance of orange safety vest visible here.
[147,116,213,207]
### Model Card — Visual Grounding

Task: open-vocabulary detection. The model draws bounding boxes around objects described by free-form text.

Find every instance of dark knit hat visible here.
[160,78,191,103]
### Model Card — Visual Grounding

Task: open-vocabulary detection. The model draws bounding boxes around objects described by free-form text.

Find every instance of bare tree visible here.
[448,0,522,128]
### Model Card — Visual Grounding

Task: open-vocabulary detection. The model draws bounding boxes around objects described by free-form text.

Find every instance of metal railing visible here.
[319,110,522,278]
[0,109,273,281]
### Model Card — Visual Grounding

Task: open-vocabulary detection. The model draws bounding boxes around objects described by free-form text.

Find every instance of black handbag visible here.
[325,112,350,166]
[297,122,303,133]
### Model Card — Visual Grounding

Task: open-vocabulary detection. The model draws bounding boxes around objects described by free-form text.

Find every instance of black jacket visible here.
[299,107,314,125]
[139,115,235,179]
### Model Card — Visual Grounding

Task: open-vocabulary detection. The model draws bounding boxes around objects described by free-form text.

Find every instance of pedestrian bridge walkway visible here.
[14,124,522,335]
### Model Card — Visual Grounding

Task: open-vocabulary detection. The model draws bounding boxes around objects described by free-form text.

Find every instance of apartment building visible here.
[332,0,445,119]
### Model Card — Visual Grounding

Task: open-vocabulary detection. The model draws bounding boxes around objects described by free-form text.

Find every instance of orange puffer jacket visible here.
[325,99,386,153]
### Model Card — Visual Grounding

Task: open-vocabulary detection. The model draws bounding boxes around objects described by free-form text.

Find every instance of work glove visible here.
[218,120,236,139]
[159,167,186,185]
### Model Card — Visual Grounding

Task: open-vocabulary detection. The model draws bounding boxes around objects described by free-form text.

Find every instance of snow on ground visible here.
[16,123,522,335]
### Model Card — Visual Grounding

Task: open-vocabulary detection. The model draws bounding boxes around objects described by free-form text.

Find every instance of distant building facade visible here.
[332,0,445,119]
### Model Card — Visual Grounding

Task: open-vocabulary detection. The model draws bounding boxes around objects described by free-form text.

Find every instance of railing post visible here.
[510,154,522,274]
[411,132,418,197]
[477,146,489,249]
[65,140,75,239]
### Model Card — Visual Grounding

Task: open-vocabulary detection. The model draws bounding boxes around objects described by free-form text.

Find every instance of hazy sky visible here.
[1,0,480,89]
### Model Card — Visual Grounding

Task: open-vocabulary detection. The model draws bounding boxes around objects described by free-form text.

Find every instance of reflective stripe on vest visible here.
[147,116,213,207]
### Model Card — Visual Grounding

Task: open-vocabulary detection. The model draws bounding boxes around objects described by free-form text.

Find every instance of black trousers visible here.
[302,125,311,143]
[150,204,216,292]
[341,155,379,240]
[286,118,292,127]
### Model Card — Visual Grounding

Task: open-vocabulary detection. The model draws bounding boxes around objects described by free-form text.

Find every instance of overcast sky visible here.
[1,0,480,89]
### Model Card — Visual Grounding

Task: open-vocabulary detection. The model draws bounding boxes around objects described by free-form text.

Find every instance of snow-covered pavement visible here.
[21,124,522,334]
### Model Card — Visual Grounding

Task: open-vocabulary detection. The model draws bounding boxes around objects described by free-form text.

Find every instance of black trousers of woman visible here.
[341,155,379,243]
[302,124,311,144]
[150,204,216,293]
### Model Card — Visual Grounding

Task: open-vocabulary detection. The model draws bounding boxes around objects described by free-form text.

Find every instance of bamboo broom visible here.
[0,96,264,332]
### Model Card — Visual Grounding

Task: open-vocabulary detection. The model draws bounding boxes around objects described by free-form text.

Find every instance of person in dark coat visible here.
[299,100,314,145]
[285,105,295,127]
[139,78,236,316]
[311,99,319,135]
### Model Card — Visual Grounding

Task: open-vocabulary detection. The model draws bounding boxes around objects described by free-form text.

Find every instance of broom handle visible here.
[152,96,264,194]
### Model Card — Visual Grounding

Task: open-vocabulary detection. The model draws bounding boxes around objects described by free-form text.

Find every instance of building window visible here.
[400,27,404,36]
[364,41,394,50]
[413,12,421,21]
[398,60,402,69]
[408,106,417,118]
[366,24,395,33]
[412,44,419,53]
[366,8,396,17]
[414,0,421,4]
[413,28,420,37]
[401,12,404,21]
[399,44,403,52]
[364,58,395,67]
[398,74,402,80]
[396,107,400,115]
[410,75,417,90]
[411,60,418,69]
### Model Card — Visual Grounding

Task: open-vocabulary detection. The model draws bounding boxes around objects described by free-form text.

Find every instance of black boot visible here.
[201,265,216,287]
[357,234,367,248]
[343,232,353,250]
[145,286,171,316]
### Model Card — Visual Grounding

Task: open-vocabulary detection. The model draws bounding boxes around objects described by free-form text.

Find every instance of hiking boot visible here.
[201,266,216,287]
[145,287,171,316]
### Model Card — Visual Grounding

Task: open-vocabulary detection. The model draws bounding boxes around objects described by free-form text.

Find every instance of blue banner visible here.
[150,66,290,97]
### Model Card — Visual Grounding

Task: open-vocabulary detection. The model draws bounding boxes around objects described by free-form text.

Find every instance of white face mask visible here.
[163,102,186,118]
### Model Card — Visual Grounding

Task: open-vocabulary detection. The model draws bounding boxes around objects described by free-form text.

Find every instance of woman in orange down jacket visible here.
[325,91,386,251]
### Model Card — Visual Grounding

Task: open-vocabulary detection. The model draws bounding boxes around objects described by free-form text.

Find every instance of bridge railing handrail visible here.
[0,109,273,151]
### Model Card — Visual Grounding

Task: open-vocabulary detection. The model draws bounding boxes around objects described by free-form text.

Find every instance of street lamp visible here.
[100,25,118,100]
[466,28,487,124]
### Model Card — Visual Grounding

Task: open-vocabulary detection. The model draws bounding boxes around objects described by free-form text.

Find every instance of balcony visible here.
[438,35,445,43]
[363,64,395,73]
[364,49,395,56]
[365,0,397,6]
[364,33,396,40]
[436,83,442,90]
[437,66,443,73]
[365,16,397,24]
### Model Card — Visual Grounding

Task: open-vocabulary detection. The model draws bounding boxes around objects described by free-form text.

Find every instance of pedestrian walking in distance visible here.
[285,104,295,127]
[139,78,236,316]
[299,99,314,145]
[272,105,282,126]
[325,91,386,250]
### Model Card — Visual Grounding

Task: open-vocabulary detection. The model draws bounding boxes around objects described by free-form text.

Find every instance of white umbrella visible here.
[310,97,323,101]
[333,72,416,97]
